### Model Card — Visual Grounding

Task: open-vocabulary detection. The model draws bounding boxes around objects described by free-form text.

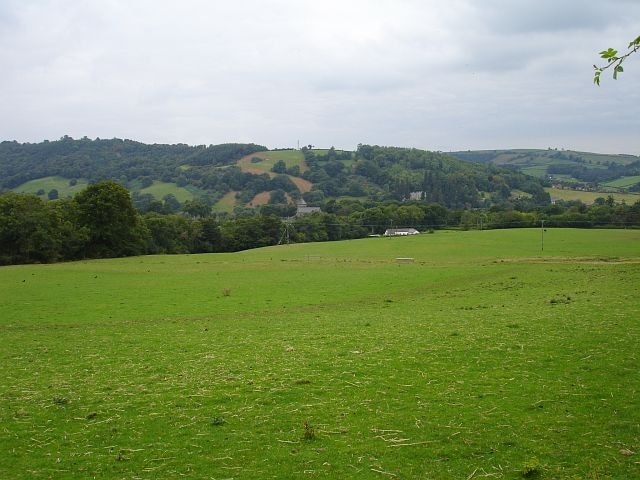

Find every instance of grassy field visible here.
[520,166,549,178]
[238,150,307,175]
[1,229,639,479]
[235,150,313,198]
[312,149,356,168]
[13,176,89,198]
[457,149,638,169]
[139,181,195,203]
[603,176,640,189]
[212,191,239,214]
[452,151,639,191]
[546,187,640,205]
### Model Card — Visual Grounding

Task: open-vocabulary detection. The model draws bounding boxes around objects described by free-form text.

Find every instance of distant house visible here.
[384,228,420,236]
[295,199,321,216]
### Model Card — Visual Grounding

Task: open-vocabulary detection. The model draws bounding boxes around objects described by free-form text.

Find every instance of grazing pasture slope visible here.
[1,229,639,479]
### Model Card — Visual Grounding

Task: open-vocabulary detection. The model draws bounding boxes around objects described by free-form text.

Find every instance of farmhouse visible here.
[384,228,420,236]
[295,199,321,216]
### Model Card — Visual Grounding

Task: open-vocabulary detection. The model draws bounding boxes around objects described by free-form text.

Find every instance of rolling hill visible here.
[1,137,553,212]
[450,148,640,191]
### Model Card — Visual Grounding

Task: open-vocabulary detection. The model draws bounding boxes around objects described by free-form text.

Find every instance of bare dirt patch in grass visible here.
[248,191,271,207]
[289,176,312,193]
[237,153,313,193]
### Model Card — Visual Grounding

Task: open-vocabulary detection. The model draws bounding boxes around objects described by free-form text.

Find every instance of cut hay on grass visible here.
[1,229,639,478]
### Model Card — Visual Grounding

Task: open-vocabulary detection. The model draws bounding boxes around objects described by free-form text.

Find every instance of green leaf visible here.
[613,64,623,80]
[599,48,618,59]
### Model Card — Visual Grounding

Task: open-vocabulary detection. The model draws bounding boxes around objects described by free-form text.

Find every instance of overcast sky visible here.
[1,0,639,154]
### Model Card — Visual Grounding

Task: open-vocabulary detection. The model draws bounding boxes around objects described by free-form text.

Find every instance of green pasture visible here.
[312,149,355,167]
[487,150,638,183]
[139,181,195,203]
[13,176,89,198]
[603,176,640,189]
[1,229,639,479]
[576,152,639,166]
[489,150,635,168]
[546,187,640,205]
[520,166,548,178]
[312,148,351,156]
[212,191,239,214]
[260,150,305,166]
[242,150,306,174]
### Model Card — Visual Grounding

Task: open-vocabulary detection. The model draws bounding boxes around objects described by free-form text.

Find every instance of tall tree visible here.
[74,180,148,258]
[0,193,59,264]
[47,198,89,261]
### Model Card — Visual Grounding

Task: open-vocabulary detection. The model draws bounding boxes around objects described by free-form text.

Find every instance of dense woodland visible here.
[0,137,266,188]
[300,145,551,208]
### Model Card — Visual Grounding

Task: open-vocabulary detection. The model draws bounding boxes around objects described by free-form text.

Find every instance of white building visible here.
[384,228,420,236]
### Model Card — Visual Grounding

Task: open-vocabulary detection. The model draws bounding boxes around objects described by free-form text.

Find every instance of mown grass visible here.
[1,229,639,479]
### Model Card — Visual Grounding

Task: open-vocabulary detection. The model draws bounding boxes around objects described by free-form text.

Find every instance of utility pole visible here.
[278,222,291,245]
[541,219,545,252]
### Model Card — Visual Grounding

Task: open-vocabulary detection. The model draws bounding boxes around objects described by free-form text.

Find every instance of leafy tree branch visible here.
[594,34,640,85]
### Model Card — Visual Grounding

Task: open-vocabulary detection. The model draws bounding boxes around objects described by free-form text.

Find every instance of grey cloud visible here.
[474,0,640,34]
[0,0,639,153]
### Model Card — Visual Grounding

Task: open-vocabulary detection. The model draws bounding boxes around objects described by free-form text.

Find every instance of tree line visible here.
[2,181,639,266]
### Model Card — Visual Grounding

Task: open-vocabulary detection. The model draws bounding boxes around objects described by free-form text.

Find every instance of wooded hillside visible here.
[1,137,551,212]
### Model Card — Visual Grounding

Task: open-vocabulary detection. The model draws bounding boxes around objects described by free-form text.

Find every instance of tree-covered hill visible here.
[1,136,551,212]
[0,136,266,189]
[300,144,549,209]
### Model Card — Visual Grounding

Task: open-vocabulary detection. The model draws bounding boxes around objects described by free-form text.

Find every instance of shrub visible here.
[521,458,541,478]
[302,421,315,440]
